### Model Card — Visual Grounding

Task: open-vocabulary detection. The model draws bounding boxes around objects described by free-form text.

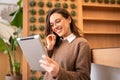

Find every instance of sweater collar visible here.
[63,33,76,43]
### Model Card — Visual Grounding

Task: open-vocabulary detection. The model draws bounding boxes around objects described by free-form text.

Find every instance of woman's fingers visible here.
[46,34,56,50]
[39,55,54,66]
[40,62,53,73]
[39,55,55,72]
[47,34,56,41]
[43,55,54,63]
[39,55,59,77]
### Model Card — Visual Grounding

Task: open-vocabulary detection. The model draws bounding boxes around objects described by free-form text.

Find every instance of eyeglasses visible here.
[50,18,63,28]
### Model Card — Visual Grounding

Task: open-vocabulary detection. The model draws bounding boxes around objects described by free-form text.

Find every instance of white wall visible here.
[91,63,120,80]
[0,1,18,42]
[0,1,18,22]
[0,0,18,4]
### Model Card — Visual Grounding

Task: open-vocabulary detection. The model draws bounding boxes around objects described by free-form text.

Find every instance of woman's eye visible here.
[56,19,60,23]
[50,24,53,27]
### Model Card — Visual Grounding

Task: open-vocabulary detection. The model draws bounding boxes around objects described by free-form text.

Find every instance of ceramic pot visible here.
[5,75,22,80]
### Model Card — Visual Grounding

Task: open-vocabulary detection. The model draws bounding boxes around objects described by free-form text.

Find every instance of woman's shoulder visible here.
[73,37,90,48]
[74,37,88,43]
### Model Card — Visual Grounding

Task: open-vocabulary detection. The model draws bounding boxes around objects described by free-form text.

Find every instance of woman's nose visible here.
[53,23,59,30]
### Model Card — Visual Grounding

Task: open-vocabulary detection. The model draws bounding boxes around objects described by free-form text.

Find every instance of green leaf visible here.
[0,37,9,54]
[62,3,68,8]
[54,2,61,8]
[91,0,96,2]
[14,62,21,75]
[39,17,44,23]
[46,2,52,8]
[17,0,22,7]
[84,0,89,2]
[29,0,36,7]
[9,36,18,51]
[30,76,37,80]
[39,76,43,80]
[71,11,76,16]
[39,9,45,15]
[9,11,16,16]
[117,0,120,4]
[14,62,20,71]
[70,0,75,2]
[110,0,115,4]
[97,0,103,3]
[38,1,44,7]
[70,4,76,9]
[104,0,109,4]
[29,9,36,15]
[39,25,44,31]
[30,25,37,31]
[30,70,36,75]
[39,33,45,39]
[29,17,36,23]
[10,7,23,29]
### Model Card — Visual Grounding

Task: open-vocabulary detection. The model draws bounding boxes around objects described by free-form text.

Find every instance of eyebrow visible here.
[50,18,61,23]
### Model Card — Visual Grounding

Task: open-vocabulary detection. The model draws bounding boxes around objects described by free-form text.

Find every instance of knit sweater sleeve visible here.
[56,40,91,80]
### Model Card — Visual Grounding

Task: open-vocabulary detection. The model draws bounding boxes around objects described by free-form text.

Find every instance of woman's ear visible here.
[68,16,71,23]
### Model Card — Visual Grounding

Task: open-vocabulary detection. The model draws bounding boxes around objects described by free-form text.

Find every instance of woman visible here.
[39,8,91,80]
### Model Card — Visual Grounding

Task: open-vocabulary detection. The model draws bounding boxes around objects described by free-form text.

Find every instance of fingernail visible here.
[40,64,43,67]
[39,60,42,63]
[42,55,46,58]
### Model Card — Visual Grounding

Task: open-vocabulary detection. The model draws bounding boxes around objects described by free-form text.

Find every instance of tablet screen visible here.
[17,35,47,71]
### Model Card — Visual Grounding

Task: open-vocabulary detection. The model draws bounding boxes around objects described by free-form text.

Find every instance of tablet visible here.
[17,35,47,71]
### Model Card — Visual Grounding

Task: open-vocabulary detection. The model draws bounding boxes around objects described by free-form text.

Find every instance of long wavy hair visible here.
[45,8,83,47]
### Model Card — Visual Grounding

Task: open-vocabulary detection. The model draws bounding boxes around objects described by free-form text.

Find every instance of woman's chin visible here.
[57,32,64,37]
[57,34,62,37]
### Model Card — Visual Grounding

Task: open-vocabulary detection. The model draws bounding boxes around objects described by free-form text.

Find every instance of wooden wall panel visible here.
[92,48,120,68]
[23,0,120,79]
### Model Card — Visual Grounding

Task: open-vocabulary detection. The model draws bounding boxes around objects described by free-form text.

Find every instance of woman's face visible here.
[50,13,72,37]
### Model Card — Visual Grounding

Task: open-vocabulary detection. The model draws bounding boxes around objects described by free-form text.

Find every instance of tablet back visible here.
[17,35,47,71]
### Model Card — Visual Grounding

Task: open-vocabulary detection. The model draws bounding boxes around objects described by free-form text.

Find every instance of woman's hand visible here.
[39,55,59,78]
[46,34,56,50]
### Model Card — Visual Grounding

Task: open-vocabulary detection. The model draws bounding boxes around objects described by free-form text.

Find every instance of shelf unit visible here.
[22,0,120,79]
[82,0,120,48]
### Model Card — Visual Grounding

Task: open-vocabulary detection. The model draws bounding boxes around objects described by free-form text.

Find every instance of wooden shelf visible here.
[84,32,120,34]
[83,7,120,20]
[82,3,120,8]
[92,47,120,68]
[84,34,120,48]
[83,17,120,21]
[83,20,120,34]
[82,1,120,8]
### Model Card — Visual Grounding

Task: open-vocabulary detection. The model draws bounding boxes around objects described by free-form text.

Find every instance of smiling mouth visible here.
[56,28,62,34]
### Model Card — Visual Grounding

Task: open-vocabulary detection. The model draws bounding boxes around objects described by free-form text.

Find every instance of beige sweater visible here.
[44,37,91,80]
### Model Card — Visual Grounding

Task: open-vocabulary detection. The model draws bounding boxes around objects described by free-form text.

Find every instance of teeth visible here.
[57,29,61,33]
[57,30,61,33]
[55,27,62,34]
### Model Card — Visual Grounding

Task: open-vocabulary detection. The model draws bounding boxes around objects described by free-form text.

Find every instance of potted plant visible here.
[0,0,23,80]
